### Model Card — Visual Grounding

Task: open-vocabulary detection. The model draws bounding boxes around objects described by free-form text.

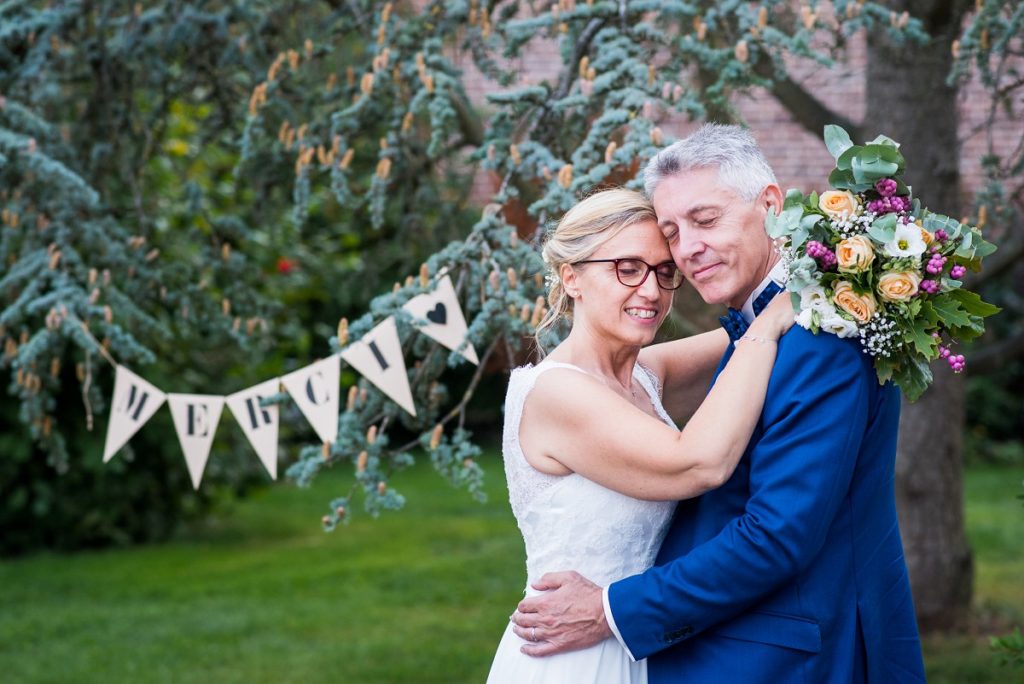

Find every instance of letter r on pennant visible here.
[244,395,272,430]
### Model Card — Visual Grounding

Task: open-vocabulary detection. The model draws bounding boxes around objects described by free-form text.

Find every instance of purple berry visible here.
[935,229,948,242]
[939,346,950,358]
[875,178,899,198]
[950,265,966,279]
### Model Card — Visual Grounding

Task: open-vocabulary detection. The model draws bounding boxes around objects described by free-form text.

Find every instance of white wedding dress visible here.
[487,361,677,683]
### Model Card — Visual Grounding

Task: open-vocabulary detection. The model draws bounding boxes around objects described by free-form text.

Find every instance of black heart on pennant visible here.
[426,302,447,325]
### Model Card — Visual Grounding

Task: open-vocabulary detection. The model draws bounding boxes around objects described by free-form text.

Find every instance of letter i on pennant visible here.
[340,317,417,416]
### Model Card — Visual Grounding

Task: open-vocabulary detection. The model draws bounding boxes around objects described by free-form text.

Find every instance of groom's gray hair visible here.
[643,123,777,201]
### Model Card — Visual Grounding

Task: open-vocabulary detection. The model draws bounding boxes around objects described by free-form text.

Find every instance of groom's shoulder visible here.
[777,324,870,372]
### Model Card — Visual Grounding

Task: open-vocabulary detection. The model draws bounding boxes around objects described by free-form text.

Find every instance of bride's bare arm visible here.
[638,329,728,423]
[519,296,796,501]
[639,295,796,422]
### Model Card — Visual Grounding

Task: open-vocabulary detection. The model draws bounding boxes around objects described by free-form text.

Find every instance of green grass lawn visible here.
[0,458,1021,683]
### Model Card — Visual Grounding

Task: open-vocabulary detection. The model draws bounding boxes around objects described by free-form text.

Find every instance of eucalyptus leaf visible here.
[824,125,853,159]
[868,134,901,148]
[852,155,899,184]
[867,213,898,243]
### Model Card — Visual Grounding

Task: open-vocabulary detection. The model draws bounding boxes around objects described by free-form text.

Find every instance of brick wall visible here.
[450,28,1017,207]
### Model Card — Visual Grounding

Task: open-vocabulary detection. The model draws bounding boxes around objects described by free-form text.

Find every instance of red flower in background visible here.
[276,256,296,274]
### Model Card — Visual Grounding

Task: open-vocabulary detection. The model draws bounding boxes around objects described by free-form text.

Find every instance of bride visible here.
[486,188,793,683]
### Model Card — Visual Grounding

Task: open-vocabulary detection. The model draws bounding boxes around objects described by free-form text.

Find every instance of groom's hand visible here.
[510,571,611,656]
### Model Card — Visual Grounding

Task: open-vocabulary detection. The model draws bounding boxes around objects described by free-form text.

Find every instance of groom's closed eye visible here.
[692,212,720,227]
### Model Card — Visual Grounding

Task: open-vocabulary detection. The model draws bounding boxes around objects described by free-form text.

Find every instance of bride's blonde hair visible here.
[534,188,657,354]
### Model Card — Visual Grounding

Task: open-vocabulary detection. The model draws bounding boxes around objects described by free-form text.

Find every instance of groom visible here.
[511,124,926,682]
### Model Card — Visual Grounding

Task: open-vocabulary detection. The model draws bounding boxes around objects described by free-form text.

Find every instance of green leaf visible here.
[836,145,858,171]
[949,315,986,342]
[851,154,899,184]
[867,134,901,148]
[954,230,975,258]
[875,356,897,385]
[972,230,998,258]
[947,288,1001,317]
[793,213,821,248]
[906,316,937,358]
[867,213,897,243]
[784,187,806,208]
[765,204,805,240]
[896,355,933,402]
[824,125,853,160]
[828,168,871,193]
[922,213,962,240]
[930,295,972,328]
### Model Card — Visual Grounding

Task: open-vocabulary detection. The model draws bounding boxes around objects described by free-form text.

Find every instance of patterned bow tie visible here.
[719,281,784,342]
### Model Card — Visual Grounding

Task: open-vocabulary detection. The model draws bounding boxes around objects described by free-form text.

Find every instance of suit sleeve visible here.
[607,329,875,660]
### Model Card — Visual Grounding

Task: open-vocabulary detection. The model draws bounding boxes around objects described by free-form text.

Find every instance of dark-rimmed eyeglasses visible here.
[574,258,684,290]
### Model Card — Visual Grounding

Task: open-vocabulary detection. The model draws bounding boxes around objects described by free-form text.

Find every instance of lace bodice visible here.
[501,361,678,589]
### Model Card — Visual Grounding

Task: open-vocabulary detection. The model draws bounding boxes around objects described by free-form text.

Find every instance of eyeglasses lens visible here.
[615,260,682,289]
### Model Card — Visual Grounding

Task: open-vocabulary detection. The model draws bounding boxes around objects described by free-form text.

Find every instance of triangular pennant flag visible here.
[225,378,281,479]
[402,274,479,365]
[167,394,225,490]
[341,317,417,416]
[280,356,340,444]
[103,366,167,463]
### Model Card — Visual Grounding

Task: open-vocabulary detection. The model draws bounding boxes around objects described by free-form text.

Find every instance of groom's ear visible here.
[759,183,784,216]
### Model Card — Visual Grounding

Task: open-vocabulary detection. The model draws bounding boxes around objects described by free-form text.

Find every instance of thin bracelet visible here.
[736,334,777,345]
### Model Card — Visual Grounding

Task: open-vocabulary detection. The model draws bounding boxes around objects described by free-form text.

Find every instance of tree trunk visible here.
[866,0,974,632]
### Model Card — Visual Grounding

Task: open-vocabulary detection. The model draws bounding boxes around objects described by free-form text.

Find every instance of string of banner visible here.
[101,275,478,489]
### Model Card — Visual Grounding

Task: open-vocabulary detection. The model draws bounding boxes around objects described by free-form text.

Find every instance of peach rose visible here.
[832,281,877,323]
[819,190,860,219]
[877,271,922,302]
[835,235,875,273]
[920,227,934,245]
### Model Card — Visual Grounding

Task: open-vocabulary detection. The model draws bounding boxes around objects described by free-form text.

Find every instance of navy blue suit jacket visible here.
[607,326,926,683]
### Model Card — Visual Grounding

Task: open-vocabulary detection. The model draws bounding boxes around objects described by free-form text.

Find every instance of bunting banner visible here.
[402,274,479,365]
[340,317,417,416]
[103,365,167,463]
[226,379,281,480]
[167,394,225,489]
[99,275,480,485]
[280,355,341,445]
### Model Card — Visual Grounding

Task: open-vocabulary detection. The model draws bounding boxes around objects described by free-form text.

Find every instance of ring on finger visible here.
[532,627,537,642]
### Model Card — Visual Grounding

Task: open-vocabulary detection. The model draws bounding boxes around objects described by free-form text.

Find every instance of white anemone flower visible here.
[819,312,859,338]
[799,284,831,312]
[883,224,927,258]
[795,307,816,330]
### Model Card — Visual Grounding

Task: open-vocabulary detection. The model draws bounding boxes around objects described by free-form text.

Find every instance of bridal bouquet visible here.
[766,125,999,401]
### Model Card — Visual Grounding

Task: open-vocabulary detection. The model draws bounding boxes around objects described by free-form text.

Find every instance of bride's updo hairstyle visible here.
[534,188,657,354]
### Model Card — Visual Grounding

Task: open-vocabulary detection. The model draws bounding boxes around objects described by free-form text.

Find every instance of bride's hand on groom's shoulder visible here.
[510,571,611,657]
[750,295,796,340]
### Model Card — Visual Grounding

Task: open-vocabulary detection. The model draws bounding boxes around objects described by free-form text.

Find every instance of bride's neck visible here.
[550,323,640,388]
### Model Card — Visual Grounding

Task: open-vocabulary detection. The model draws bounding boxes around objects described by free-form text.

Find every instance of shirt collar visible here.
[739,260,788,323]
